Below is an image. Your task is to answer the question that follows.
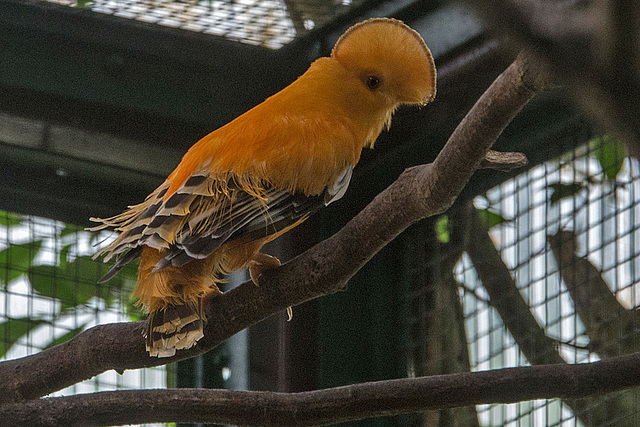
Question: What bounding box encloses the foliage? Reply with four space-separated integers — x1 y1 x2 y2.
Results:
435 215 450 243
436 207 507 245
0 212 22 227
547 182 585 205
0 212 140 357
477 208 508 229
0 241 42 284
591 135 626 181
547 135 627 205
0 317 47 359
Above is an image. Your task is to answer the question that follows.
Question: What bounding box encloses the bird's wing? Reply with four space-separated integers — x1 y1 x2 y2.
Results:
93 165 353 282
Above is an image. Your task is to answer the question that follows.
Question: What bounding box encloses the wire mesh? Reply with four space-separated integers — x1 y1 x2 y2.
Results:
405 135 640 426
0 210 168 426
44 0 366 49
2 143 638 426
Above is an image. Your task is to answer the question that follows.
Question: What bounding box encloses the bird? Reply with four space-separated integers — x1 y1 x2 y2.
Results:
90 17 436 357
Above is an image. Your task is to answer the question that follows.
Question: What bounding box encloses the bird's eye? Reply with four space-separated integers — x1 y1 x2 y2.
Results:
365 75 381 90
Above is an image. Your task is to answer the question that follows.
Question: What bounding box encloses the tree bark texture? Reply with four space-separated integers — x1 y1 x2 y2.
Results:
548 230 639 358
2 353 640 426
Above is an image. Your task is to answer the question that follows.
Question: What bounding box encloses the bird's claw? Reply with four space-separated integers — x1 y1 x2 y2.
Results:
249 253 282 286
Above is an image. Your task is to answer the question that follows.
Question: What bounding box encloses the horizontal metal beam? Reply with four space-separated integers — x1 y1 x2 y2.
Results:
0 0 294 146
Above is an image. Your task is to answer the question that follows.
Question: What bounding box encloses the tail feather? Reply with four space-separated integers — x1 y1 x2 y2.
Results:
145 299 204 357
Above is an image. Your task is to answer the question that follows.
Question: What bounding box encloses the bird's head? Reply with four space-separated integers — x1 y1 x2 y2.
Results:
331 18 436 107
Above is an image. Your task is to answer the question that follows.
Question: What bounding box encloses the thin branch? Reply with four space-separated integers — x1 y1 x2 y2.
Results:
0 50 547 406
548 337 590 352
3 353 640 426
480 150 528 171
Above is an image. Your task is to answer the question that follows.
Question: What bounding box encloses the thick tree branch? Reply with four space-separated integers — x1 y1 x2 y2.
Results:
0 50 547 406
426 236 480 426
3 352 640 426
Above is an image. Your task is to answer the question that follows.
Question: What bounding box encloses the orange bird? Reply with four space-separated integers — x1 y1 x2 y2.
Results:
91 18 436 357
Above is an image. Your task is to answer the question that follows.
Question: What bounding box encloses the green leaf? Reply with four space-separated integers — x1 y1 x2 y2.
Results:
548 182 585 204
60 224 80 238
30 266 69 306
0 317 47 358
76 0 91 7
124 296 145 321
59 244 72 268
0 212 22 227
478 209 508 229
592 135 626 180
435 215 450 243
29 255 114 309
44 324 87 349
0 241 43 285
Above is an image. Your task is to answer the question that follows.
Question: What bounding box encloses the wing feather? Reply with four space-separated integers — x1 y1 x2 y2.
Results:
93 166 352 281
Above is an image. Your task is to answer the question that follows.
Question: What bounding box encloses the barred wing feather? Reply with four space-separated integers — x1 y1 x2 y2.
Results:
91 166 352 282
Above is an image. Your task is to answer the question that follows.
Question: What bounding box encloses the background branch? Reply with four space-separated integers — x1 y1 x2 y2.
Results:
464 207 564 366
426 231 479 426
0 50 547 407
548 230 639 358
3 352 640 426
464 207 634 425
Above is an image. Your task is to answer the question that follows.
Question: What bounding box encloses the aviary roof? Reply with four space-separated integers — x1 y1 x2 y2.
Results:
45 0 366 49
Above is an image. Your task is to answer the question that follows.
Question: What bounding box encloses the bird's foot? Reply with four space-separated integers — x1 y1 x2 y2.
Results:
249 253 281 286
249 254 292 320
202 285 223 310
